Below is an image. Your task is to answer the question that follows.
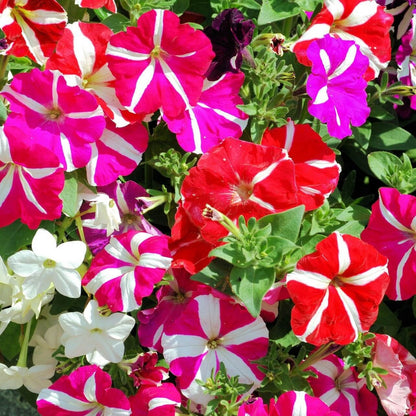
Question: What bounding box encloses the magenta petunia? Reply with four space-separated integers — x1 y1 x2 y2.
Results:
0 0 67 65
286 232 389 346
161 293 268 405
37 365 131 416
1 68 105 171
361 187 416 300
291 0 393 81
106 9 215 119
163 72 248 153
82 230 172 312
306 35 370 139
0 126 64 229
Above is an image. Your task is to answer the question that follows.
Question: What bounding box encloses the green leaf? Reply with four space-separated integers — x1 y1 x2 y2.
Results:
0 322 21 361
60 177 79 217
230 266 275 317
370 302 401 338
172 0 190 13
257 205 305 242
368 151 401 185
370 123 416 151
0 99 8 124
101 13 131 32
191 259 232 293
274 330 301 348
233 0 261 9
258 0 301 24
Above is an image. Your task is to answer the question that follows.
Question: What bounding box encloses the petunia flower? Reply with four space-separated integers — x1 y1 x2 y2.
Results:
261 120 340 210
367 334 416 416
306 354 378 416
286 231 390 346
204 8 254 81
0 0 67 65
306 35 370 139
82 230 172 312
127 351 169 387
37 365 131 415
291 0 394 80
1 68 105 171
31 323 63 367
58 299 136 366
361 187 416 300
106 9 215 119
7 228 87 299
74 0 116 12
161 293 268 405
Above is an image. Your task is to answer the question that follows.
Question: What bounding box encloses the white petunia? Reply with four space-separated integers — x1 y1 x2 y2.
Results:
7 228 86 299
59 299 135 367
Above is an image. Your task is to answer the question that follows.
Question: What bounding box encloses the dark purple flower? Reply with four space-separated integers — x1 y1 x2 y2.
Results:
204 8 254 80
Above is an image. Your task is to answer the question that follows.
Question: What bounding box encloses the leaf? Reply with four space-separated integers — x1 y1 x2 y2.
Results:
230 266 275 317
233 0 261 10
172 0 190 13
60 177 79 217
258 0 301 24
0 322 21 361
370 302 401 338
101 13 131 32
368 151 401 185
370 122 416 151
191 258 232 293
0 100 8 124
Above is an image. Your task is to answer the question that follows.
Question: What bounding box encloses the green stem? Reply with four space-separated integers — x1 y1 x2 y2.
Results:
17 318 34 368
297 342 342 371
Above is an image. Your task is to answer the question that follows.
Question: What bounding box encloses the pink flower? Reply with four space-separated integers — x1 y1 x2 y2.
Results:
291 0 394 80
237 397 268 416
163 72 248 153
286 232 390 346
361 187 416 300
1 68 105 171
128 351 169 388
37 365 131 415
0 126 64 229
106 9 214 119
367 334 416 416
0 0 67 65
306 35 370 139
261 120 340 210
82 230 172 312
161 293 269 405
306 354 378 416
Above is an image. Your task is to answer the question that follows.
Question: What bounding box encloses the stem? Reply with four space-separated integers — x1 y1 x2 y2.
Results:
17 318 34 368
297 342 342 371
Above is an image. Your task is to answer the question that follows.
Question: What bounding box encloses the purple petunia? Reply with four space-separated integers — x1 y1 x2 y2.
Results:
306 35 370 139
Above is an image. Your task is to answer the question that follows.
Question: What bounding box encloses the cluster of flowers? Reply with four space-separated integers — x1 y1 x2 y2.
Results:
0 0 415 415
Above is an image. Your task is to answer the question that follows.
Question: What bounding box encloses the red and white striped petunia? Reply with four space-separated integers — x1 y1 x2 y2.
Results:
82 230 172 312
1 68 105 172
291 0 394 80
37 365 131 416
74 0 116 12
261 120 340 211
361 187 416 300
161 293 269 405
286 232 390 346
0 125 64 229
106 9 215 119
0 0 67 65
163 72 248 153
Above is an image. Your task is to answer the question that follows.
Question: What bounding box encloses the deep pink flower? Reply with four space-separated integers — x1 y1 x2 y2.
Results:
261 120 340 210
163 72 248 153
37 365 131 415
0 0 67 65
1 68 105 171
161 293 268 405
106 9 215 119
306 354 378 416
361 187 416 300
82 230 172 312
306 35 370 139
128 351 168 388
367 334 416 416
291 0 394 80
0 125 64 229
286 232 389 346
237 397 268 416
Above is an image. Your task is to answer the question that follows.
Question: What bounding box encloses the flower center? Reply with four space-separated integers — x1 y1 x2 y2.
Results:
43 259 56 268
46 107 63 121
122 213 137 225
330 275 344 288
150 44 163 59
231 182 253 204
207 337 222 349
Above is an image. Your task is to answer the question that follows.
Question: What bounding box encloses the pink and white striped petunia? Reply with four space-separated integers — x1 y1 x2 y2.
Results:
291 0 394 80
261 120 340 210
0 0 67 65
1 68 105 172
161 293 269 405
306 354 378 416
163 72 248 153
361 187 416 300
286 232 390 346
106 9 215 119
0 125 64 229
269 391 342 416
85 118 148 186
82 230 172 312
306 35 370 139
46 21 138 127
37 365 131 416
